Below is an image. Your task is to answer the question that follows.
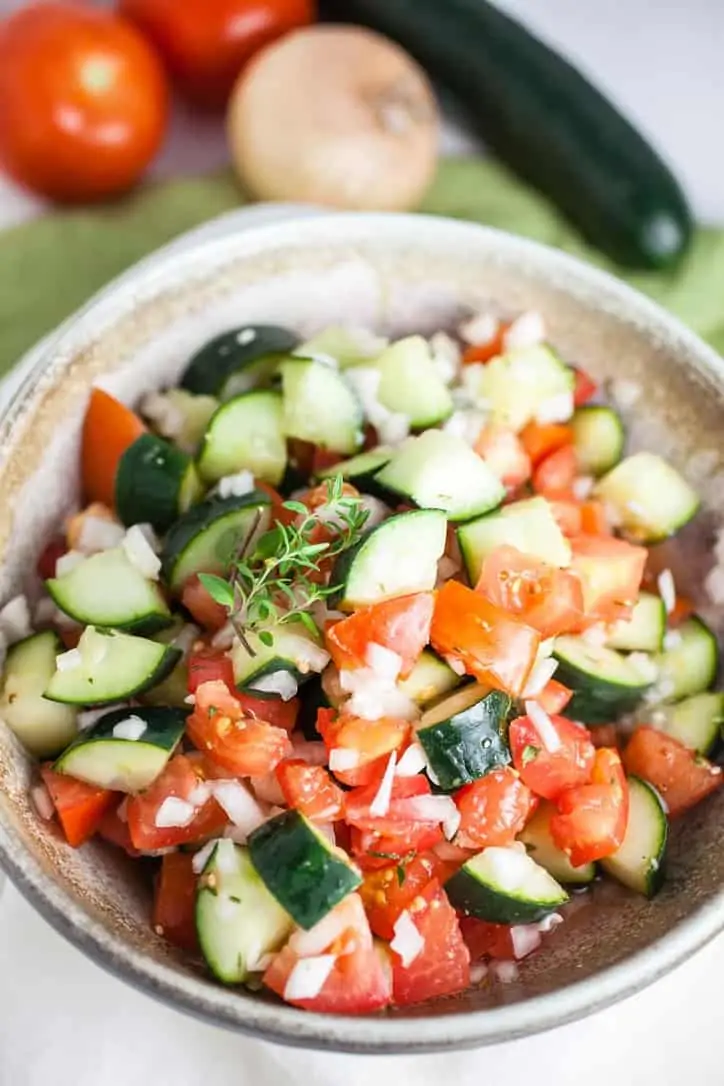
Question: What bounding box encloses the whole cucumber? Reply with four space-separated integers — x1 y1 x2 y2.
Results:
320 0 692 269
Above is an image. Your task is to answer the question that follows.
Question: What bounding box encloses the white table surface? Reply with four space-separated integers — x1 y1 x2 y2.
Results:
1 2 724 1084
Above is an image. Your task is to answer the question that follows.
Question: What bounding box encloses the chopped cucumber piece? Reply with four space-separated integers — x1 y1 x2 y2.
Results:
416 685 511 791
554 636 651 724
197 390 287 485
571 406 625 476
299 325 388 368
330 509 447 611
281 358 362 455
653 617 718 702
115 433 202 532
47 547 173 636
317 447 392 487
457 496 571 585
605 592 666 653
0 632 77 757
445 845 568 923
54 706 186 791
197 841 293 984
373 336 453 427
375 430 504 522
601 776 668 897
44 627 181 706
519 803 595 885
397 650 460 707
161 492 271 592
232 620 327 689
467 344 574 431
656 692 724 755
248 809 361 930
595 452 699 542
143 388 219 455
180 324 298 397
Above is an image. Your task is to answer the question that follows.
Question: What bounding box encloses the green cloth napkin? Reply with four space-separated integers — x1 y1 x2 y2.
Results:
1 156 724 377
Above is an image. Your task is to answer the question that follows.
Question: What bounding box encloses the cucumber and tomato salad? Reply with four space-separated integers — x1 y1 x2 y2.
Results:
9 310 720 1019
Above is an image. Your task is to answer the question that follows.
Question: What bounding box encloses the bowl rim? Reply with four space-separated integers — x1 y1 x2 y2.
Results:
1 209 723 1053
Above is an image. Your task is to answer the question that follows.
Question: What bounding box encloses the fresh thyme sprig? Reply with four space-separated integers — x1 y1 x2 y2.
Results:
199 474 368 655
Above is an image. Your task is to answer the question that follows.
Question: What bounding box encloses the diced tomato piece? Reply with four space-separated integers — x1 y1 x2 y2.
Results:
461 323 505 365
302 480 360 510
318 711 410 787
325 593 434 678
548 497 583 537
623 727 722 817
431 580 540 696
391 882 470 1006
572 366 598 406
453 767 533 850
570 535 647 624
126 753 229 852
181 574 229 631
478 545 584 640
186 680 292 777
36 536 66 580
187 648 234 692
276 759 344 822
534 678 573 715
474 426 531 490
351 823 444 867
550 747 628 865
264 894 392 1014
235 691 299 733
39 766 115 848
533 444 577 497
579 500 612 536
152 852 199 952
520 422 573 467
59 628 83 650
509 713 595 801
359 852 446 940
311 446 344 474
97 801 140 856
590 724 620 749
253 480 293 526
459 917 541 961
81 388 146 507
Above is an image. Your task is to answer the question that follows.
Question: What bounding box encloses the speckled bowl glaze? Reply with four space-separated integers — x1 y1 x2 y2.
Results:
1 212 723 1053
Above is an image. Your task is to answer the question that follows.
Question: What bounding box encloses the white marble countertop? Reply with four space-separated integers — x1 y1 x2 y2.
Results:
1 2 724 1083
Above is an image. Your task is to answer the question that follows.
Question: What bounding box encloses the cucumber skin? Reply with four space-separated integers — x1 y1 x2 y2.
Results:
445 869 565 924
417 690 512 791
180 325 299 396
115 433 198 533
319 0 692 269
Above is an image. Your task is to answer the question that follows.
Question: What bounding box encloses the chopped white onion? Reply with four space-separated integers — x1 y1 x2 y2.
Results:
140 390 185 439
284 954 337 1001
344 366 410 447
122 525 162 580
210 622 235 650
394 793 458 825
522 656 559 698
525 701 562 752
154 796 196 829
76 516 125 554
442 408 487 447
328 747 360 771
534 392 574 425
429 331 462 384
657 569 676 615
191 838 222 874
187 781 212 807
537 912 563 934
0 594 32 644
340 667 419 722
217 469 255 500
249 671 298 701
289 894 367 957
459 312 499 347
365 643 403 681
111 715 147 742
172 623 201 657
470 962 489 985
580 623 608 648
510 924 543 960
442 805 461 841
358 494 390 530
184 694 196 706
31 782 55 821
503 310 546 351
56 648 82 673
443 654 466 677
369 752 398 817
55 550 86 577
210 780 267 834
78 705 125 731
395 743 428 777
492 960 519 984
390 911 425 967
135 522 161 553
376 412 410 447
572 475 595 500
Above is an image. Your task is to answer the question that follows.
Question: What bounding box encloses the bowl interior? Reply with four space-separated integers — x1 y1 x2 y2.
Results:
0 213 723 1052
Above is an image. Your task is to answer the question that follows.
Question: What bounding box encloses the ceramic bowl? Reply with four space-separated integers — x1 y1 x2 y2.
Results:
0 212 723 1053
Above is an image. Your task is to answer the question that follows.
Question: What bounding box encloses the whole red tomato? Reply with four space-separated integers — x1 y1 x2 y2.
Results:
0 2 168 202
118 0 316 109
